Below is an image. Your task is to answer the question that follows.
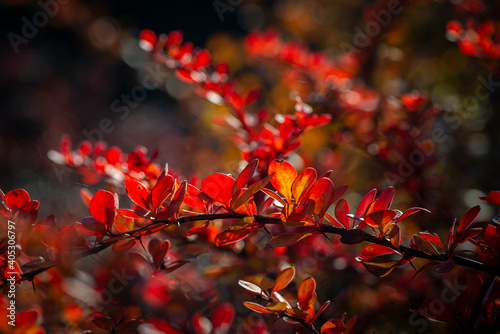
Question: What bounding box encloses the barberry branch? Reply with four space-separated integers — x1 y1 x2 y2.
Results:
8 211 498 293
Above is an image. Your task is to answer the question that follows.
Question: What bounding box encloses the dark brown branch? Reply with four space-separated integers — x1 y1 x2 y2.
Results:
7 212 499 292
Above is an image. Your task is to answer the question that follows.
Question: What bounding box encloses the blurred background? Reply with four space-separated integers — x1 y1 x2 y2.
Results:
1 0 500 333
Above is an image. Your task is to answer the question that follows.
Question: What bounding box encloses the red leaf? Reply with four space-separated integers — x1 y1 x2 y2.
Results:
372 187 395 212
364 210 397 232
332 185 348 203
176 68 194 83
480 191 500 206
184 184 206 211
92 313 114 331
139 29 157 51
125 179 150 211
194 49 211 69
80 188 93 208
186 221 209 236
413 234 442 257
245 88 260 106
149 239 171 269
211 303 235 331
335 199 350 228
291 168 317 204
33 225 60 251
307 178 335 217
411 299 456 324
155 182 187 220
356 189 377 217
201 173 235 207
451 228 482 247
361 244 396 257
112 239 136 252
231 173 273 211
261 188 286 206
78 217 107 236
90 190 116 229
23 200 39 211
418 232 445 251
4 189 30 209
232 159 258 195
215 229 252 246
284 200 314 225
457 205 480 232
42 214 57 229
395 207 430 223
311 301 331 324
150 175 175 210
115 209 146 219
105 146 122 165
269 160 298 203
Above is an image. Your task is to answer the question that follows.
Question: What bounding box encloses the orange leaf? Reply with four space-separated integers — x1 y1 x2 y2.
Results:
291 168 317 204
272 267 295 294
387 224 401 248
298 277 316 310
269 160 297 203
113 215 134 233
286 307 309 319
